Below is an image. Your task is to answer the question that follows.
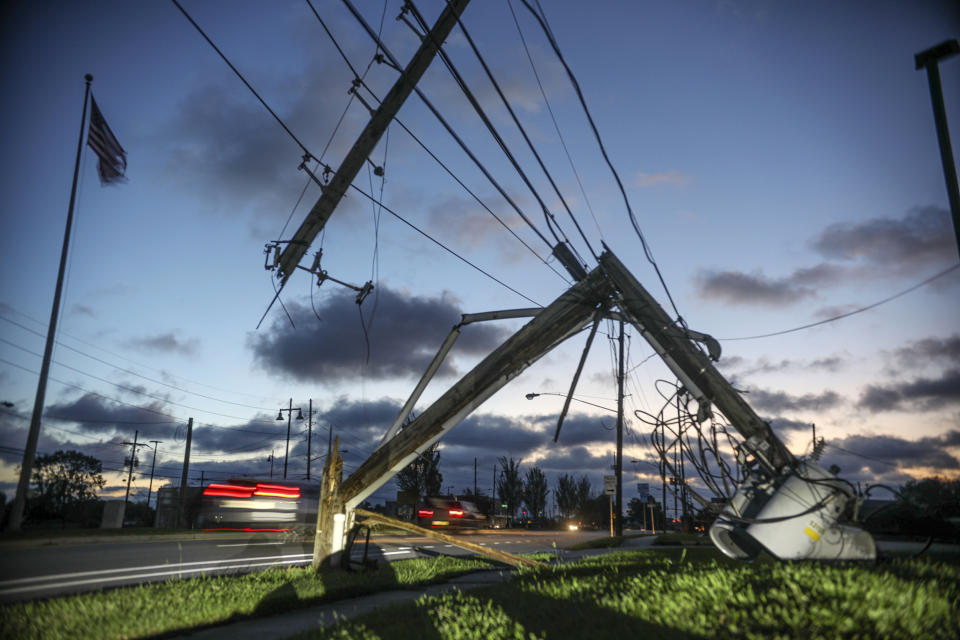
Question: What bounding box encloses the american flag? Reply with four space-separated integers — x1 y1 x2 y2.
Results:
86 96 127 185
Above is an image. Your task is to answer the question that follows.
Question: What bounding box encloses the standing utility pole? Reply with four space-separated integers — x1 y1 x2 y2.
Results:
145 440 162 520
178 417 193 528
122 430 149 522
277 399 303 480
916 40 960 259
615 319 625 537
306 399 314 481
8 74 93 531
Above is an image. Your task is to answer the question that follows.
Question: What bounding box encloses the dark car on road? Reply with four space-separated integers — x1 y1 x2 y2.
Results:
416 496 487 529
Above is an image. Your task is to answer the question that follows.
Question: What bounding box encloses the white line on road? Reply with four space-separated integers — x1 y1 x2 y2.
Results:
216 542 285 547
0 558 312 596
0 553 312 588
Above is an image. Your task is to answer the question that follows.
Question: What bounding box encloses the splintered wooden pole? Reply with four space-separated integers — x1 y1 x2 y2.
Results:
312 436 343 569
353 509 543 568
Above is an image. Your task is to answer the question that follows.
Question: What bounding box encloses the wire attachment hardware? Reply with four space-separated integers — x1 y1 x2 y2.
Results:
298 251 375 305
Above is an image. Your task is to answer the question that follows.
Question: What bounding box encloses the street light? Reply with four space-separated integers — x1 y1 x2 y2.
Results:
277 399 304 479
525 392 617 413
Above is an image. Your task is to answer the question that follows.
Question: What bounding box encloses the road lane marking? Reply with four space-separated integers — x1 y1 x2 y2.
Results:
0 558 312 596
216 542 285 547
0 553 312 588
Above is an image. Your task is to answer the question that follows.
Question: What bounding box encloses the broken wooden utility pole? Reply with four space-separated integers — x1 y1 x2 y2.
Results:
353 509 542 568
313 436 343 569
275 0 470 285
341 265 613 512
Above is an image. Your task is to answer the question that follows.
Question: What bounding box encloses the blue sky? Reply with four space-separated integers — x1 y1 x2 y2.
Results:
1 0 958 514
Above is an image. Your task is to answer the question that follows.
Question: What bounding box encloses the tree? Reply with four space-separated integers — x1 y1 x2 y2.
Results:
497 456 523 521
575 475 592 519
29 450 105 521
523 466 548 523
554 473 578 520
899 477 960 518
395 444 443 498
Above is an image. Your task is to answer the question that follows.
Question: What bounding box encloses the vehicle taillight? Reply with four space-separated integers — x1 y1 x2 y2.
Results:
448 509 463 518
253 483 300 498
203 483 255 498
418 509 434 518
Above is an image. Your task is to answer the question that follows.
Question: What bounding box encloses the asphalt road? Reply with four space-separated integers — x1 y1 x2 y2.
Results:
0 528 610 602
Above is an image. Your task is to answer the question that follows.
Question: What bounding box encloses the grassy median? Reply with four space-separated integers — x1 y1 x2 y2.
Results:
295 549 960 640
0 555 499 640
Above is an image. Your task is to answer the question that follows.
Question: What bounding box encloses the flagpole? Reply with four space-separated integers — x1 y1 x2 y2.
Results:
8 74 94 532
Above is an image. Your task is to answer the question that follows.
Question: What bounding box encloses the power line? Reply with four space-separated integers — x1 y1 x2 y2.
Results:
506 0 604 241
720 263 960 341
169 0 313 157
347 181 543 306
310 0 568 283
0 329 272 412
0 310 275 403
519 0 684 321
336 0 557 255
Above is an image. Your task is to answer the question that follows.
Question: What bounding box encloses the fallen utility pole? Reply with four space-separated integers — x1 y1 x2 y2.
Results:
353 508 542 568
341 265 613 511
275 0 470 285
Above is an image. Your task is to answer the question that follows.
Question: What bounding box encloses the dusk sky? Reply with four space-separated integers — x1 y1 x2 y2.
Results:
1 0 958 515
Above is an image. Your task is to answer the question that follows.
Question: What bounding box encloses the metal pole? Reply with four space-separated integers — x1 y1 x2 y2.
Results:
283 398 292 479
178 418 193 528
306 399 313 481
146 440 162 517
615 319 625 536
123 430 139 521
8 74 93 532
916 40 960 259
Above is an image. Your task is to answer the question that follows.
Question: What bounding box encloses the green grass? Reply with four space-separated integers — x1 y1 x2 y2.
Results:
294 549 960 640
0 555 499 640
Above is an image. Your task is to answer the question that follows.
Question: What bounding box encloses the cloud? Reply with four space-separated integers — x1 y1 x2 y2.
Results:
821 431 960 480
160 74 353 216
634 171 690 187
694 269 816 307
125 332 199 356
45 393 178 436
249 285 511 383
812 205 954 271
695 206 956 308
743 387 843 413
721 356 845 377
890 334 960 370
70 304 95 317
858 369 960 412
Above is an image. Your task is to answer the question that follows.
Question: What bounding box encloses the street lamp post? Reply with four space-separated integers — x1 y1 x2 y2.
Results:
277 399 303 480
525 392 617 414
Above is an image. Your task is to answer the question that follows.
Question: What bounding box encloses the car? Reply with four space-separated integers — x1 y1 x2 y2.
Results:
415 496 487 529
197 478 321 536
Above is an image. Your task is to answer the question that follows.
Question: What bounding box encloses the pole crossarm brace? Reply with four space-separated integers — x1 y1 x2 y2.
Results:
342 265 614 510
378 307 544 449
598 250 794 472
274 0 470 285
353 508 542 568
